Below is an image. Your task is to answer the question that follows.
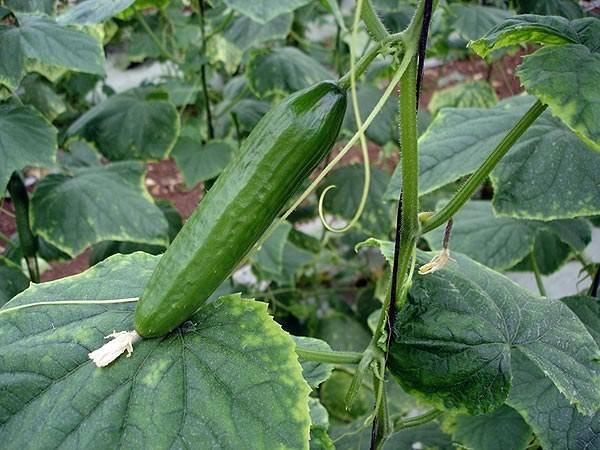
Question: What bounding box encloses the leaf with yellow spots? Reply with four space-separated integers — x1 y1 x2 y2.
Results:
0 252 311 449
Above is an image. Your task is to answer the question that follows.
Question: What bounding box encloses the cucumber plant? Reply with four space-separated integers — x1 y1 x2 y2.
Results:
0 0 599 449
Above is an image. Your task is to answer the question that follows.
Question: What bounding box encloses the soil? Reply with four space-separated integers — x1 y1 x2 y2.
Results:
0 51 525 282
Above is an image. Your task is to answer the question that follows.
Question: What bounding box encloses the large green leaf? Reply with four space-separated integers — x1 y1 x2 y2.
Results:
358 239 600 415
515 0 584 19
452 405 532 450
223 13 292 52
517 44 600 152
0 257 29 307
172 137 236 187
445 4 513 42
508 350 600 450
31 162 169 257
57 0 135 25
386 96 600 219
424 201 591 272
0 104 57 190
0 14 105 91
428 80 498 116
66 87 180 161
0 252 311 449
246 47 333 97
222 0 311 24
470 15 598 58
505 295 600 449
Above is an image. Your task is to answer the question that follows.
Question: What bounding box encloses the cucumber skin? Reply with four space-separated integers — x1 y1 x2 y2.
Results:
135 81 347 337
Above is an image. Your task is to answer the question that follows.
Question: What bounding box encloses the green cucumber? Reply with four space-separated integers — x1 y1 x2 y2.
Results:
135 81 347 337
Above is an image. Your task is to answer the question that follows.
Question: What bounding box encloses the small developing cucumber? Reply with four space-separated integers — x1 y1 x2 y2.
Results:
134 81 347 337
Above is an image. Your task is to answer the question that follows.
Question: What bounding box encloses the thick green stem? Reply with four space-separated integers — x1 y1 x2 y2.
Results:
361 0 389 42
295 346 363 364
421 100 547 234
531 253 547 297
393 409 441 431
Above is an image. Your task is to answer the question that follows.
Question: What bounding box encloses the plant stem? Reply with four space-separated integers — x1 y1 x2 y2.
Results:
420 100 548 234
295 346 363 364
0 229 11 245
197 0 214 140
135 10 176 62
361 0 389 42
530 253 547 297
392 409 442 431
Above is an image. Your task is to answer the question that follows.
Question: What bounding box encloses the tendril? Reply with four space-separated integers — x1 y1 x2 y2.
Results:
318 0 371 234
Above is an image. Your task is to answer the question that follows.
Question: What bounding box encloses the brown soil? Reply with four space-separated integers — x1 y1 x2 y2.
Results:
1 50 525 282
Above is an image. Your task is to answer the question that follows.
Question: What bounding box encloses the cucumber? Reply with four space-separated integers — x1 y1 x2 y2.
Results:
135 81 347 337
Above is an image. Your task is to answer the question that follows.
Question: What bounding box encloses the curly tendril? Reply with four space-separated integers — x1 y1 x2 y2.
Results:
318 0 371 234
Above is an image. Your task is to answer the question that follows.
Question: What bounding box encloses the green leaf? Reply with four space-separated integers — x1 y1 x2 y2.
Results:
172 137 236 187
515 0 584 19
19 77 66 121
424 201 591 272
0 257 28 307
424 200 540 271
223 13 292 52
505 295 600 448
222 0 311 24
469 15 597 58
0 14 105 91
319 165 391 237
389 250 600 415
452 405 532 450
66 87 180 161
58 140 102 168
246 47 334 97
88 199 182 265
508 350 600 450
563 295 600 343
156 77 200 106
0 253 311 449
294 336 334 389
4 0 55 14
252 222 293 279
57 0 135 25
517 44 600 152
316 312 371 353
0 103 57 190
428 80 498 116
309 397 334 450
320 370 372 421
512 220 591 275
31 162 169 257
385 96 600 219
445 4 513 42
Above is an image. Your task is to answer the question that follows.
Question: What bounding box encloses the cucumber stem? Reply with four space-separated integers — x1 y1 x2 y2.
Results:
420 100 548 234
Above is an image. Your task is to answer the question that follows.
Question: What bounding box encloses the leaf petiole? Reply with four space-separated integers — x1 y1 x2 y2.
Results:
420 100 548 235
